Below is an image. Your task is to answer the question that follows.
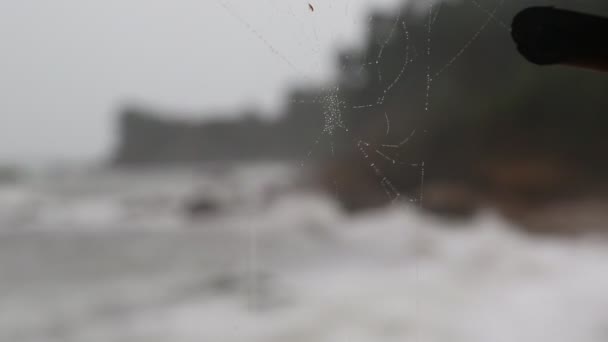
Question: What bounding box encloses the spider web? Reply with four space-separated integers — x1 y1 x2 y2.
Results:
227 0 508 206
215 0 513 310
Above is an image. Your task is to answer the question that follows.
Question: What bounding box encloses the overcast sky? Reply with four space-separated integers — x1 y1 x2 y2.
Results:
0 0 402 166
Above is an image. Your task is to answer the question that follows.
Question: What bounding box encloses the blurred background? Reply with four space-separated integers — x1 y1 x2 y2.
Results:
1 0 608 340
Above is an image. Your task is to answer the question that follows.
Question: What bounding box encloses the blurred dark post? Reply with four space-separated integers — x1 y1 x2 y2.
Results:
512 7 608 72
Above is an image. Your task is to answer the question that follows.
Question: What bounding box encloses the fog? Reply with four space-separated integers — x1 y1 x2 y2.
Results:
0 0 406 165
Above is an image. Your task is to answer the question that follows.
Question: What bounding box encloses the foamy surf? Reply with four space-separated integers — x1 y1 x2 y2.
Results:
0 164 607 341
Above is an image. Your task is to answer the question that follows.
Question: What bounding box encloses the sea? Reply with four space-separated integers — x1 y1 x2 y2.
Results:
0 162 607 342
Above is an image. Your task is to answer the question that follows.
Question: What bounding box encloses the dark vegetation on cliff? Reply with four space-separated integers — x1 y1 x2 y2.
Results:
114 100 325 163
113 0 608 230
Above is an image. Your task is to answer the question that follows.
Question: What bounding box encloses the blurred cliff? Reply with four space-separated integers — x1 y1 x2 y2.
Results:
112 0 608 232
114 97 326 164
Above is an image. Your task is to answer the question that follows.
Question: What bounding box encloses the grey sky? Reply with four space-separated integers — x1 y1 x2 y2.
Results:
0 0 401 165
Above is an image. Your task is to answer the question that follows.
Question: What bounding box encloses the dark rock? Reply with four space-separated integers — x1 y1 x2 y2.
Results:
184 197 222 217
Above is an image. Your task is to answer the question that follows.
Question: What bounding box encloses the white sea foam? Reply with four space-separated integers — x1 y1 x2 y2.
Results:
0 164 607 341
